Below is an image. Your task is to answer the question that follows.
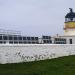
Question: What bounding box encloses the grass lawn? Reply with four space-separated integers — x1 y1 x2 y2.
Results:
0 55 75 75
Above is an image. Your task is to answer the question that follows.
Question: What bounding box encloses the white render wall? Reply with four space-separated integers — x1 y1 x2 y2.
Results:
0 44 75 64
64 29 75 36
59 36 75 44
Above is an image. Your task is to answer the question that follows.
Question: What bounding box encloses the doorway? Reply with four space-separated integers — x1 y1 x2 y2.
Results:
69 39 72 44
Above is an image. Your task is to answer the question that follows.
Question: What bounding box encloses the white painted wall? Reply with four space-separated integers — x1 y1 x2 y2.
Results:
59 36 75 44
0 44 75 64
64 29 75 36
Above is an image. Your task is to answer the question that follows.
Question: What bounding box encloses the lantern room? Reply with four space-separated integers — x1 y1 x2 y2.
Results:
65 8 75 22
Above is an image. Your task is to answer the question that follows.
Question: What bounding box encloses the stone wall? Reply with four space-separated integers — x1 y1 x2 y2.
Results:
0 44 75 64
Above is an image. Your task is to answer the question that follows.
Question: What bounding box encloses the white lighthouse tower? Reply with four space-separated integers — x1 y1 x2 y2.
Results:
64 8 75 36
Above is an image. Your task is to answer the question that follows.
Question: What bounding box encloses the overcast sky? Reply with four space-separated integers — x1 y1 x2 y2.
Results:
0 0 75 36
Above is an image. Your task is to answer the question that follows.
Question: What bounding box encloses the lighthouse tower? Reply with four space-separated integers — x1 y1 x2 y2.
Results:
64 8 75 36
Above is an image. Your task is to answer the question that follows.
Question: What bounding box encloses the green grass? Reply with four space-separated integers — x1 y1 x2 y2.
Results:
0 55 75 75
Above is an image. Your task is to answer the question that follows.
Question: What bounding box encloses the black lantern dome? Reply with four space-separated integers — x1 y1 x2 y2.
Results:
65 8 75 22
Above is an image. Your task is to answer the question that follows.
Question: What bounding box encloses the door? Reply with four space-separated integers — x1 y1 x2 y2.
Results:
69 39 72 44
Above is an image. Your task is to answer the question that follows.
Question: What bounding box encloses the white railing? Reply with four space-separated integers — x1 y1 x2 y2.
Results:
0 29 21 35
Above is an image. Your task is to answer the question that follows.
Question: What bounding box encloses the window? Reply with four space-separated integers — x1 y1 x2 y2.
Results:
35 37 38 40
9 41 13 44
56 42 59 44
9 36 13 40
32 42 35 44
0 41 2 43
43 40 46 43
23 41 27 44
49 40 52 43
3 41 6 44
14 41 18 44
47 40 49 43
55 38 58 41
31 37 34 40
3 36 8 40
28 41 31 44
19 41 23 44
42 36 51 39
0 36 2 40
14 37 18 40
18 37 22 40
27 37 30 40
42 36 46 39
23 37 26 40
46 36 49 39
34 41 38 44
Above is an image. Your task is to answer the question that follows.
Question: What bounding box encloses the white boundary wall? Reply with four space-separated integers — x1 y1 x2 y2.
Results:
0 44 75 64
